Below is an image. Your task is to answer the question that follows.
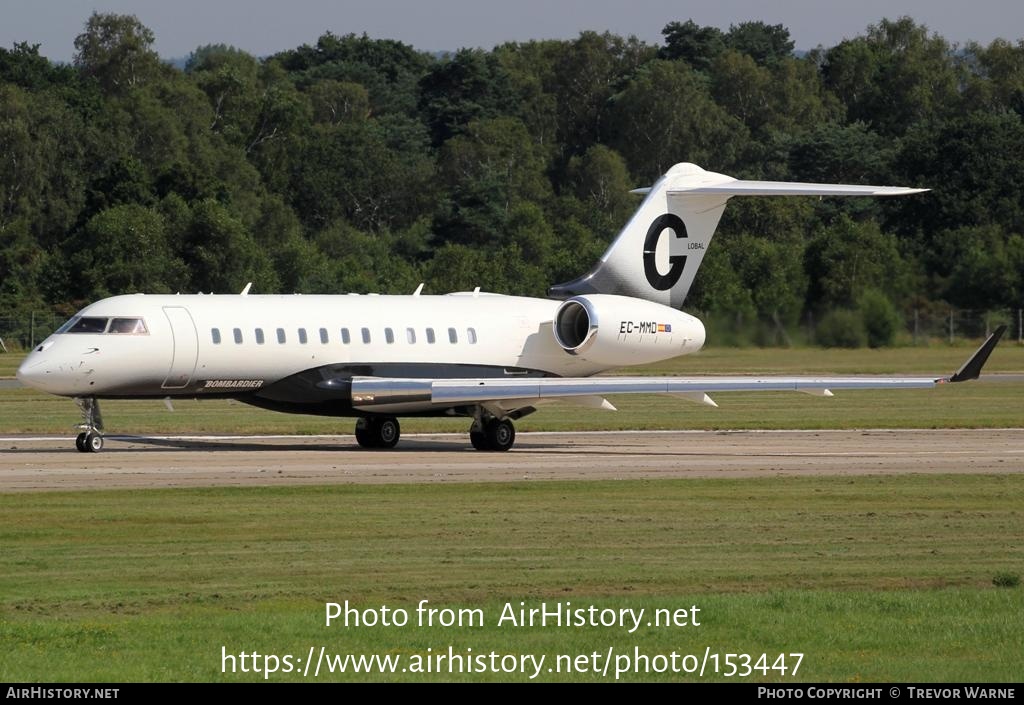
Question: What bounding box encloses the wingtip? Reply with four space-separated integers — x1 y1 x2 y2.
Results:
946 325 1007 383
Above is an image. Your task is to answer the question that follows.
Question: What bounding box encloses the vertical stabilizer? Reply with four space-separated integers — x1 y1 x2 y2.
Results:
548 162 926 309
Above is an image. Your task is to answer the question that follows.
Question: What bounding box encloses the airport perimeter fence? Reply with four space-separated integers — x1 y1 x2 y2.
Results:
0 307 1022 354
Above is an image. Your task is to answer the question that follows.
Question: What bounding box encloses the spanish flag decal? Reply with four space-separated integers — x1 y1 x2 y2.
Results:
657 324 672 333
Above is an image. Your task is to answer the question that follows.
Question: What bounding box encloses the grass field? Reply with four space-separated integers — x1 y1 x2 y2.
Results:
2 476 1022 682
2 345 1022 682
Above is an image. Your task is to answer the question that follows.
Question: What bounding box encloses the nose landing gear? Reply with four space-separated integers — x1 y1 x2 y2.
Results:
74 397 105 453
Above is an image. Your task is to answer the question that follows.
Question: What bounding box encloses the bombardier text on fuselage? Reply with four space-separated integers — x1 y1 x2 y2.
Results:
17 163 1004 453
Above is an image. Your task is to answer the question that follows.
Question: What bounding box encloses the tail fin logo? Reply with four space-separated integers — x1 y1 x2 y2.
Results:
642 214 688 290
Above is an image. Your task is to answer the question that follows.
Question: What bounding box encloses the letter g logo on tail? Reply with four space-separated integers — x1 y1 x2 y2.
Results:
643 214 688 290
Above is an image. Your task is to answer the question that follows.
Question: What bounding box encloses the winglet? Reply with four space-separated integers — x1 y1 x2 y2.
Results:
944 325 1006 383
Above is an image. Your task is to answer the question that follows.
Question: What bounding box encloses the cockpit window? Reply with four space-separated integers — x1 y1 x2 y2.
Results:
67 317 109 334
59 316 148 334
108 317 148 334
55 317 81 334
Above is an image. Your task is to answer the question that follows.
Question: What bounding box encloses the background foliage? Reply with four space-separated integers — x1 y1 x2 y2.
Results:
2 14 1023 342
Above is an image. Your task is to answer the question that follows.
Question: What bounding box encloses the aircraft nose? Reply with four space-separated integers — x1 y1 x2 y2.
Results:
16 355 47 390
16 348 70 394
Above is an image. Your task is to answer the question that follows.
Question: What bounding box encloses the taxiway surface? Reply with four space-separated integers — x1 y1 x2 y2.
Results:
1 429 1022 492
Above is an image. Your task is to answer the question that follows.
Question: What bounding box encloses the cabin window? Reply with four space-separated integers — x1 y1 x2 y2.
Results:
298 328 308 344
361 327 371 344
467 327 478 344
448 327 458 344
341 328 351 344
276 328 286 344
319 328 329 344
385 328 395 344
255 328 265 345
426 327 436 344
406 328 416 344
67 317 108 334
109 318 148 335
233 328 243 344
211 328 222 344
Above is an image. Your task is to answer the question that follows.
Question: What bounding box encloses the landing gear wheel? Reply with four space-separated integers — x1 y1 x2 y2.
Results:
376 417 400 449
85 432 103 453
354 417 401 449
484 419 515 452
470 430 488 451
74 398 105 453
355 418 376 448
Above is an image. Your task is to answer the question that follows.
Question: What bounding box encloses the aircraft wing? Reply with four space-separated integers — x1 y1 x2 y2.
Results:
427 375 932 407
347 327 1005 411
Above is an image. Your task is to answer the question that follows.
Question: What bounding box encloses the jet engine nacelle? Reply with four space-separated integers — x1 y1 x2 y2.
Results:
551 294 705 367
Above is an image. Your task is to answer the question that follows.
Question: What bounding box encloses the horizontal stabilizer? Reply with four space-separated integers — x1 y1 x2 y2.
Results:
667 181 928 197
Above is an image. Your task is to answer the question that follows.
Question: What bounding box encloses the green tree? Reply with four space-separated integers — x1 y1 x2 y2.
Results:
894 112 1024 266
274 32 431 118
659 20 725 71
182 199 277 293
435 117 552 247
68 204 186 298
291 118 434 232
725 21 794 66
822 17 964 135
548 32 657 158
609 59 747 179
73 12 163 94
858 289 901 347
945 226 1024 310
967 38 1024 114
307 80 369 125
186 44 262 143
564 144 636 237
418 48 516 145
804 216 913 309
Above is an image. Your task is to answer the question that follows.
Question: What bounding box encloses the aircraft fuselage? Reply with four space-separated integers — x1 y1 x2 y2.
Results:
17 292 706 417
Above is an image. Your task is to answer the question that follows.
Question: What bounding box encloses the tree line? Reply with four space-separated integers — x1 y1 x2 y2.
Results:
2 13 1023 345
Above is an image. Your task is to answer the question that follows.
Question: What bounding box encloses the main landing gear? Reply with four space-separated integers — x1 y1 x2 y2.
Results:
74 397 105 453
353 413 517 451
355 416 401 449
469 417 516 452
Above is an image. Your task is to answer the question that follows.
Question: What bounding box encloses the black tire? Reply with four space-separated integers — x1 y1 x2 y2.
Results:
75 432 88 453
484 419 515 452
355 417 400 449
354 418 377 448
376 417 400 449
470 429 488 451
85 432 103 453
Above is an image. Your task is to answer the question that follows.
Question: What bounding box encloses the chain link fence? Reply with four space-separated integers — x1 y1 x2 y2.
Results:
0 313 67 353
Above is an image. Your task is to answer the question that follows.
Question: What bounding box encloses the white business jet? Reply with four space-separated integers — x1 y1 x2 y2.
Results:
17 163 1004 453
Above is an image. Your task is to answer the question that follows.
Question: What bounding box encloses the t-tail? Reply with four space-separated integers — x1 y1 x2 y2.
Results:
548 162 928 309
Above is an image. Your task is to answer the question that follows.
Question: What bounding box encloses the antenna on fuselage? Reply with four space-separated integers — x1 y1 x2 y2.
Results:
240 282 253 296
413 283 424 296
